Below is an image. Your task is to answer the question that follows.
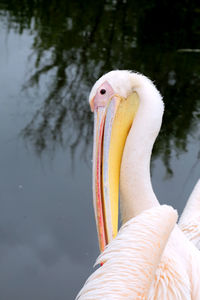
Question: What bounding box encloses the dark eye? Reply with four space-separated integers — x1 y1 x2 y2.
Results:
100 89 106 95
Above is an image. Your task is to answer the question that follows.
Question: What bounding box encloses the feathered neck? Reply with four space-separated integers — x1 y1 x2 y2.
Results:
119 72 164 223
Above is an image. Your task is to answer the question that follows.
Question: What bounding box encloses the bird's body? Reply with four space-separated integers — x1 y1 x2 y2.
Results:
149 226 200 299
77 71 200 299
76 205 178 299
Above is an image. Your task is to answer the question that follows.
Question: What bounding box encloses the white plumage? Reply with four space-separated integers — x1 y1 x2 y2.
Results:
77 71 200 299
179 179 200 250
76 205 178 299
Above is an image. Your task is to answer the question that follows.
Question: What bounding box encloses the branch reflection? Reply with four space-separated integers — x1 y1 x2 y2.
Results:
0 0 200 173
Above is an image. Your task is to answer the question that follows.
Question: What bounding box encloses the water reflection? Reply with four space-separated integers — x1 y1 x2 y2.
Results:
0 0 200 173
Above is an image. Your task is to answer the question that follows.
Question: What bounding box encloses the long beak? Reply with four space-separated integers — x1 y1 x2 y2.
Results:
92 92 139 252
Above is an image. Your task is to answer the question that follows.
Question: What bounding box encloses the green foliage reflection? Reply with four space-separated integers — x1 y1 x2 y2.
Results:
0 0 200 173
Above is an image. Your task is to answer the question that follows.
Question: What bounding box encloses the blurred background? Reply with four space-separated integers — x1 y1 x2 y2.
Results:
0 0 200 298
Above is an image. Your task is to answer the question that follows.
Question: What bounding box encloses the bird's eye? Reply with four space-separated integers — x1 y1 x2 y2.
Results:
100 89 106 95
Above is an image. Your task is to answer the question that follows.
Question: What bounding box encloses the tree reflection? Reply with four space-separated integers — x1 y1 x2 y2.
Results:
0 0 200 172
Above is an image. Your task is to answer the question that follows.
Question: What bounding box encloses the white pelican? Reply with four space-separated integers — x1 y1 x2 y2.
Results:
77 71 200 299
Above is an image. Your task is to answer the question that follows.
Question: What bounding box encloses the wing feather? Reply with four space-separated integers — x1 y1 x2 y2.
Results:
76 205 177 300
179 179 200 250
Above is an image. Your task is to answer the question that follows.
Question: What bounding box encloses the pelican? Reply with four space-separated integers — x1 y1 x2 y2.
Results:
77 71 200 299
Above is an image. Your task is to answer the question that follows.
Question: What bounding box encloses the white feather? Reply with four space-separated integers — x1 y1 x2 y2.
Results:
179 179 200 250
76 205 177 300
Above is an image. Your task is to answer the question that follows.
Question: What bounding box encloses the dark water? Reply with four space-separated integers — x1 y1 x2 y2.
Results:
0 0 200 299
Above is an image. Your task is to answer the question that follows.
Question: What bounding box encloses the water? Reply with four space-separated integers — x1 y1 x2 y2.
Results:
0 1 200 299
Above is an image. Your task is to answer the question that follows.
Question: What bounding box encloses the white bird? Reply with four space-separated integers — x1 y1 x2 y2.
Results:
77 71 200 299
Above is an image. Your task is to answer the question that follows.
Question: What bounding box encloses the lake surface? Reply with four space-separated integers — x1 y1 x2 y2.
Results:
0 1 200 299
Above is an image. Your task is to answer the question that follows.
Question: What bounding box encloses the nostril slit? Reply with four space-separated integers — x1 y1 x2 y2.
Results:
100 89 106 95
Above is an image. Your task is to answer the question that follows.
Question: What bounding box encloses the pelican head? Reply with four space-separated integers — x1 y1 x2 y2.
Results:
90 70 164 252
